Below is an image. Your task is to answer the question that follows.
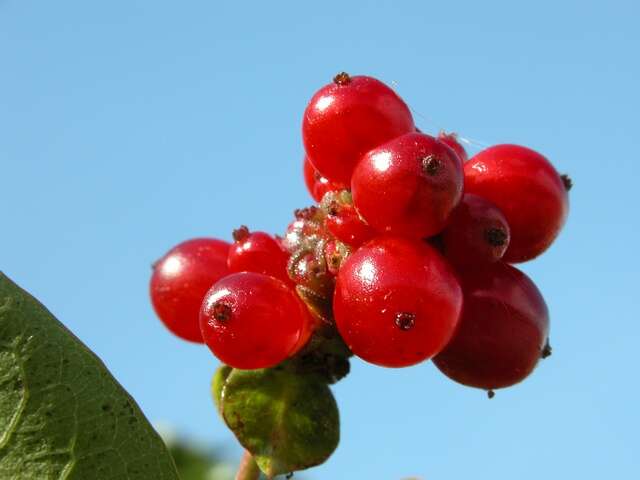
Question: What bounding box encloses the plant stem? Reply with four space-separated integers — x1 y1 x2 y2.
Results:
235 450 260 480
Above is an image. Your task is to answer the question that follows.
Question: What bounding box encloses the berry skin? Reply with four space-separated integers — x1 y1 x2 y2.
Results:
433 262 549 390
228 226 290 283
200 272 313 369
437 131 468 162
464 144 569 263
303 73 414 184
441 193 511 268
333 236 463 367
303 156 344 202
351 132 464 238
150 238 230 343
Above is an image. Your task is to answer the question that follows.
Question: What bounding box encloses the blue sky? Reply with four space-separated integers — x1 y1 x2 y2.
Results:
1 1 639 478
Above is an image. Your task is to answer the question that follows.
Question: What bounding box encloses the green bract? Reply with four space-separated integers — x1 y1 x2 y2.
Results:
220 368 339 479
0 273 179 479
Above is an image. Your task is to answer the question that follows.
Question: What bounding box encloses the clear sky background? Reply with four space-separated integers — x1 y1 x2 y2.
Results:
1 1 639 478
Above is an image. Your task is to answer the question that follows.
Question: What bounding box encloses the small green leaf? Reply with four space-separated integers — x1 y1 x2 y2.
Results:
211 364 232 415
221 368 339 478
0 272 180 479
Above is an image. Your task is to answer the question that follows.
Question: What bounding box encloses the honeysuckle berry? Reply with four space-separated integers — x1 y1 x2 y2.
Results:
200 272 313 369
433 262 549 390
351 132 464 238
303 156 345 202
150 238 230 343
303 73 415 184
441 193 511 268
228 226 290 283
464 144 569 263
333 236 463 368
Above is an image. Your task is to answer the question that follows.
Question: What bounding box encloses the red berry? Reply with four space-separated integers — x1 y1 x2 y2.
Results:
433 262 549 390
351 132 464 238
322 191 375 247
437 131 468 163
228 226 290 283
441 193 510 268
200 272 313 369
150 238 230 343
303 73 414 184
465 144 569 262
333 236 462 367
303 156 344 202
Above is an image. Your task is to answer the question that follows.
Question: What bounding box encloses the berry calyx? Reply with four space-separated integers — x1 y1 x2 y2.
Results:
303 74 415 184
200 272 313 369
464 144 569 263
150 238 230 343
433 262 549 390
333 236 463 367
351 132 464 238
441 193 511 268
228 226 290 283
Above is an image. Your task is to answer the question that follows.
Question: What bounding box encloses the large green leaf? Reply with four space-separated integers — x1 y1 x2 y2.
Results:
221 369 339 479
0 272 180 479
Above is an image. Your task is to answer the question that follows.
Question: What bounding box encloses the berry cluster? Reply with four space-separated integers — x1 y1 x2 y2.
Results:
150 73 570 399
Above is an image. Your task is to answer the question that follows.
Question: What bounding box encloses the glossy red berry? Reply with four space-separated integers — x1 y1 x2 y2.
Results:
351 132 464 238
433 262 549 390
441 193 510 268
150 238 230 343
228 226 290 283
333 236 462 367
322 191 375 247
200 272 313 369
465 144 569 263
437 131 468 162
303 73 414 184
303 156 344 202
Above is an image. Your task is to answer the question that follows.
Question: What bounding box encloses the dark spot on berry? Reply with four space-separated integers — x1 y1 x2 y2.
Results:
212 302 232 323
541 339 552 359
395 312 416 331
561 174 573 191
328 201 340 216
421 155 441 176
232 225 250 242
333 72 351 85
485 227 508 247
487 390 495 399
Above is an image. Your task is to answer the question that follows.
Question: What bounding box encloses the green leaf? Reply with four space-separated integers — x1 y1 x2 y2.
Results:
211 364 232 415
221 369 339 479
0 272 180 479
